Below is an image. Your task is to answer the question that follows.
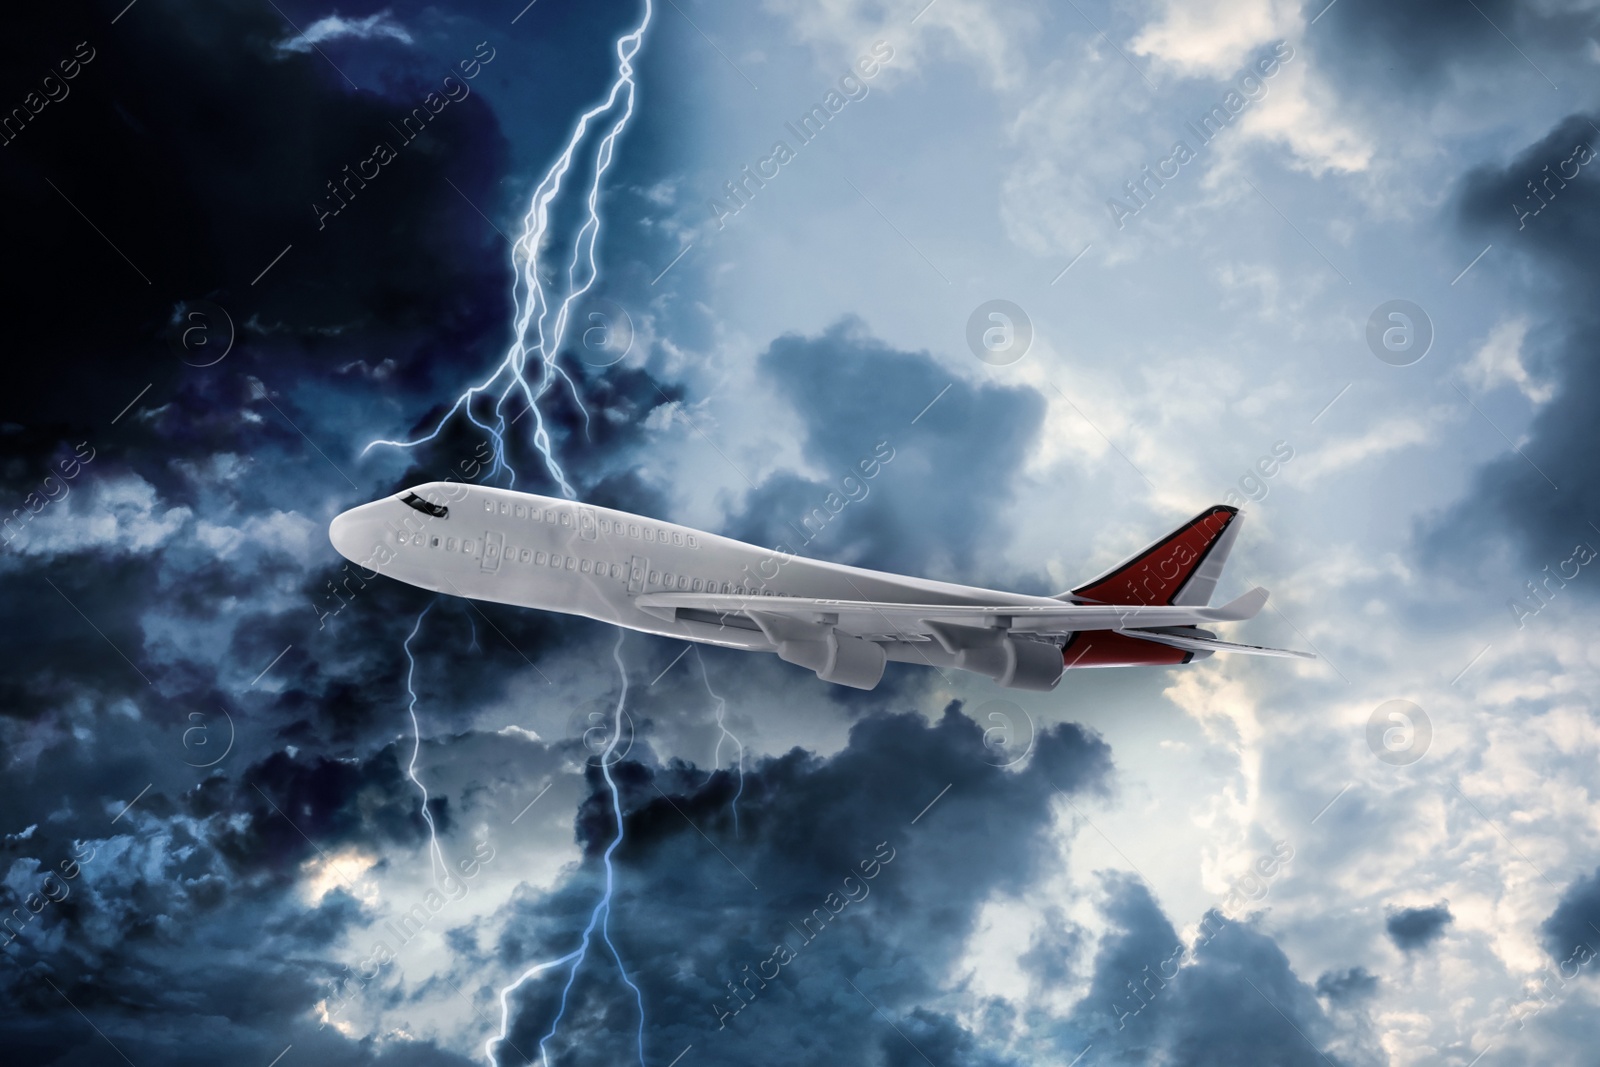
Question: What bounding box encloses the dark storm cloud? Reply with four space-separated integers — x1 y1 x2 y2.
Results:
206 746 440 879
1540 867 1600 968
0 0 510 430
1018 905 1086 988
1316 966 1379 1003
1154 917 1370 1066
1071 872 1182 1063
1313 0 1596 90
0 0 692 1061
481 704 1111 1067
0 725 543 1067
0 0 719 863
1064 879 1377 1067
1385 902 1453 952
1424 112 1600 574
727 317 1046 585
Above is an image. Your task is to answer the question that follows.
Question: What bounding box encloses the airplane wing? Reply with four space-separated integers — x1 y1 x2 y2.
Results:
633 586 1272 638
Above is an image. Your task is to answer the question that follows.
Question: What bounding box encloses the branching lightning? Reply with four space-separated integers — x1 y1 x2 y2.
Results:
487 632 646 1067
698 648 743 836
403 600 451 889
364 6 654 1061
361 0 655 500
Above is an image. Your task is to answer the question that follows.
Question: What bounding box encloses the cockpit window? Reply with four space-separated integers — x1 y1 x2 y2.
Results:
401 492 448 518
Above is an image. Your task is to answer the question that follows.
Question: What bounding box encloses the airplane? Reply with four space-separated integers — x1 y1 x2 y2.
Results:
328 482 1312 691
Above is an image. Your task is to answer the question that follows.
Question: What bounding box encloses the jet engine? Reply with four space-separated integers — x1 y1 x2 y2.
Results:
925 621 1064 691
774 628 887 690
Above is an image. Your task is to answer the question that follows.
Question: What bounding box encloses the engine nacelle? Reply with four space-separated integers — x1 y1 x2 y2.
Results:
925 621 1064 691
776 629 887 690
996 638 1065 691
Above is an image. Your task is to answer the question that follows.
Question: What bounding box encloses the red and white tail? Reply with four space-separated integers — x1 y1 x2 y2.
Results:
1057 506 1312 669
1064 504 1242 607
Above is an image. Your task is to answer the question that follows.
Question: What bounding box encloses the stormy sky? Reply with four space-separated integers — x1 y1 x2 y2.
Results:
3 0 1599 1065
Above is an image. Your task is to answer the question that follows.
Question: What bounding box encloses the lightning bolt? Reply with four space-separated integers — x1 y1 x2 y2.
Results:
697 648 743 836
403 600 451 889
350 3 656 1058
362 0 655 499
487 632 646 1067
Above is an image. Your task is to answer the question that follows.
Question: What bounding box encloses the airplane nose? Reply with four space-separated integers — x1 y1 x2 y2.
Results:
329 503 385 567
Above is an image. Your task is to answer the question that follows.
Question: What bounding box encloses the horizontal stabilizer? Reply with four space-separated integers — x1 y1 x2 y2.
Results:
1116 628 1316 660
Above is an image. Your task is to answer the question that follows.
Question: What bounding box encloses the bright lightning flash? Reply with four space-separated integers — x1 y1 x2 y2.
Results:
698 648 744 836
367 2 658 1061
487 632 647 1067
402 601 453 890
361 0 654 500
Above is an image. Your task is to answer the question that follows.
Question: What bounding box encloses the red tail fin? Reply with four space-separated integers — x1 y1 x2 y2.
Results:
1068 505 1241 607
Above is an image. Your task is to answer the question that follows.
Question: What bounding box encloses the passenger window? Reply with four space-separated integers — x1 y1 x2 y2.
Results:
581 560 591 574
672 533 682 546
500 503 509 515
629 524 639 538
676 575 687 589
432 537 441 548
521 548 531 563
564 557 575 570
649 571 658 583
515 505 525 518
549 555 560 568
692 579 703 591
644 529 654 542
535 551 546 565
560 514 570 526
446 537 457 551
658 529 668 542
484 499 494 512
544 509 554 523
687 536 697 548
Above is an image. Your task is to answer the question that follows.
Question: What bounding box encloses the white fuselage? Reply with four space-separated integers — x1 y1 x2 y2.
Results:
328 481 1055 665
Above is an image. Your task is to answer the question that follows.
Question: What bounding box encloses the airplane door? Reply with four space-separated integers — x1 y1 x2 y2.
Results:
627 555 647 594
481 530 503 572
578 507 597 541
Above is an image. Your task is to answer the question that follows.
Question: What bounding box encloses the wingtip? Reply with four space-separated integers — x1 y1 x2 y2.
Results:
1222 585 1270 618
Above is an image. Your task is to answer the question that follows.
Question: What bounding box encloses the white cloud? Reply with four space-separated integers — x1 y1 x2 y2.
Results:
763 0 1030 90
1129 0 1300 77
998 44 1164 259
193 509 321 560
1232 58 1374 175
1294 409 1448 482
277 11 413 55
1130 0 1373 176
3 475 190 560
1465 317 1553 404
